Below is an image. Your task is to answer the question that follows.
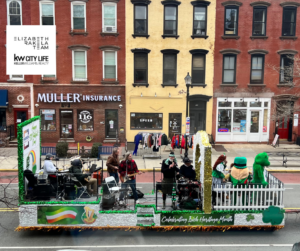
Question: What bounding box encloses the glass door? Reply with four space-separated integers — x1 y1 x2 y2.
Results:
169 113 181 139
248 110 261 142
60 110 74 138
105 110 118 138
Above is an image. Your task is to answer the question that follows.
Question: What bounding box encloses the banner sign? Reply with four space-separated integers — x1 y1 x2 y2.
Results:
23 119 40 174
6 26 56 75
160 213 234 226
186 117 190 135
38 206 97 225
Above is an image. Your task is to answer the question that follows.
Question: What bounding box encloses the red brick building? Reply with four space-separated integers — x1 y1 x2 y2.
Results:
1 0 126 144
213 0 300 143
0 0 33 142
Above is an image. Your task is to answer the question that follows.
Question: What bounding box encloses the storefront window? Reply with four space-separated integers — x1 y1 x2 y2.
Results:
0 109 6 131
77 110 93 131
234 102 247 107
219 102 232 107
264 102 268 107
40 109 56 131
218 109 231 132
60 110 73 138
263 109 268 132
131 113 163 130
250 101 262 107
233 109 247 132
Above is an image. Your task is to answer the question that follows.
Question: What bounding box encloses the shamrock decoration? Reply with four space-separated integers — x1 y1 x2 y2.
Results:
262 206 284 225
246 214 255 222
225 214 231 219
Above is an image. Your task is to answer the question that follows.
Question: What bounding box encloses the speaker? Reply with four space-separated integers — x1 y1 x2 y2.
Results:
33 184 53 200
102 194 115 209
65 181 76 200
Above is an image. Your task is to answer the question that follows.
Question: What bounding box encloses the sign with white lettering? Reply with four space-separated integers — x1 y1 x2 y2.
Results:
37 93 122 103
79 110 92 123
160 213 234 226
6 26 56 75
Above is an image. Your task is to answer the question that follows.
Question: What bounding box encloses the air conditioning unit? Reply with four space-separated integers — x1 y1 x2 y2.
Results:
105 26 114 32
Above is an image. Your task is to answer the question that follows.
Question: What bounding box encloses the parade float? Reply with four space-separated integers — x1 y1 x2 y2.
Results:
17 116 285 231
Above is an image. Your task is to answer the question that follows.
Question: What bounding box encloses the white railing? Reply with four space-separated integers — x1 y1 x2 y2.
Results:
213 170 285 211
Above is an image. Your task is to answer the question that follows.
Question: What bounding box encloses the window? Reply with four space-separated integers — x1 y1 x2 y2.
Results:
0 109 6 131
134 5 147 35
164 6 177 35
250 101 262 107
233 110 247 132
40 2 54 25
193 6 206 36
134 53 148 84
224 6 238 35
218 109 231 132
78 110 93 131
263 109 268 132
73 51 87 81
130 113 163 130
71 2 85 30
40 109 56 131
253 7 267 36
250 55 264 83
103 51 117 79
163 54 177 85
282 7 297 36
9 75 24 80
60 110 73 138
7 0 22 25
280 55 294 83
192 54 205 84
43 74 56 80
103 3 117 33
222 55 236 83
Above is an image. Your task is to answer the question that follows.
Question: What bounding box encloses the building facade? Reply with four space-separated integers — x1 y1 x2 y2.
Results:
3 0 126 144
213 0 300 143
0 0 34 142
125 0 216 142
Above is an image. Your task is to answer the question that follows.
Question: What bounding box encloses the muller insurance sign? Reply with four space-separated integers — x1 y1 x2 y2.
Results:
6 25 56 75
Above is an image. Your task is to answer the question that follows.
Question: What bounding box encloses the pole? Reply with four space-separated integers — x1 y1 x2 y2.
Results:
184 85 190 158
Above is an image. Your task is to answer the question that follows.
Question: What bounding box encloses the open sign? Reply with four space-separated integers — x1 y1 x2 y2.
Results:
218 128 229 132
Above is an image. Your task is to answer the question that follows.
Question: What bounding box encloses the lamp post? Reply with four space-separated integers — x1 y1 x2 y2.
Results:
184 72 191 158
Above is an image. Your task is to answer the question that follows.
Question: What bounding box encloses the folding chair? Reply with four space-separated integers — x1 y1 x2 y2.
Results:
71 177 91 200
104 176 120 195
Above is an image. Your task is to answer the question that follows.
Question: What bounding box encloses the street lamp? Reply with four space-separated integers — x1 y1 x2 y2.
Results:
184 72 191 158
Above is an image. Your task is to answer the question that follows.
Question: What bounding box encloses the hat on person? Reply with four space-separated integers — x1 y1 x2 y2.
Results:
183 157 192 163
169 151 175 157
233 157 247 169
45 153 53 160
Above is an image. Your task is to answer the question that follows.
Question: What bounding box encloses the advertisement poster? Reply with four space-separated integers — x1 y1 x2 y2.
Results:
160 213 234 226
23 119 40 174
232 122 240 132
240 120 246 132
45 114 53 120
38 206 97 225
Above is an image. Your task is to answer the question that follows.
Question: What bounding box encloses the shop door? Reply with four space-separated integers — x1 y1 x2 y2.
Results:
14 109 28 136
277 117 289 139
169 113 182 139
248 110 261 142
60 110 74 138
189 101 206 135
105 110 118 138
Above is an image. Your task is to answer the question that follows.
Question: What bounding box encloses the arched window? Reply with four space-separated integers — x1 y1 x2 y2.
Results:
8 1 21 25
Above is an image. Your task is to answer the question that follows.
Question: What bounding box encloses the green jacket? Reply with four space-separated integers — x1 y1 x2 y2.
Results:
69 165 89 184
230 174 251 186
212 170 225 179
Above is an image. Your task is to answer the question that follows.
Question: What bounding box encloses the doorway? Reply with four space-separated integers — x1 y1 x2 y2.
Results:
169 113 182 139
105 110 118 138
248 110 261 142
60 110 74 138
189 100 206 135
14 108 28 136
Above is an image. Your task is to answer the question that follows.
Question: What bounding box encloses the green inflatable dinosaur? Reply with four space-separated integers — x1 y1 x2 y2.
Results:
251 152 270 186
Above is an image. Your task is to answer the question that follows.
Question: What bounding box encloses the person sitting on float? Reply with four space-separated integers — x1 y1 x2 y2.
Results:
212 154 228 205
43 153 58 189
179 157 196 181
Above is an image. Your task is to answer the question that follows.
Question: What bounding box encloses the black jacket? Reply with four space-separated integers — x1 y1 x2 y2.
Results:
161 159 179 179
69 165 89 184
180 164 196 181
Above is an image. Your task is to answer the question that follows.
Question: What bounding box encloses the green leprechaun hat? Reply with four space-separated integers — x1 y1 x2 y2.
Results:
233 157 247 169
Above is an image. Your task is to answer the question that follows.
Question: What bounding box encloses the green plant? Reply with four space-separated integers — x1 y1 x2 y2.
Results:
91 142 102 158
56 142 69 158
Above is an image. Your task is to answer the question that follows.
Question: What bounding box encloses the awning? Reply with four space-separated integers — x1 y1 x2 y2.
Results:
0 90 8 107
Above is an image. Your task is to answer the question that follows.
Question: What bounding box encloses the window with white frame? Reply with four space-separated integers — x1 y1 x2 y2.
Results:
71 2 86 30
9 75 24 80
40 1 55 25
103 51 117 79
7 0 22 25
73 51 87 81
102 3 117 33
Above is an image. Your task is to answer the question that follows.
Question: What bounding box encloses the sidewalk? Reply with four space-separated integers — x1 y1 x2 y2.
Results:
1 143 300 172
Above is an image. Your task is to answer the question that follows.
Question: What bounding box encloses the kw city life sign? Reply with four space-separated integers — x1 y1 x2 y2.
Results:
37 93 122 103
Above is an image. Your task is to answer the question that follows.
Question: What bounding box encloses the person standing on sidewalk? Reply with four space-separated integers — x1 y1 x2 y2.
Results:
106 148 120 184
161 152 179 209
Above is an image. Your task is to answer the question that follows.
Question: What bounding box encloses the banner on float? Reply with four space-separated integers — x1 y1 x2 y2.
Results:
23 119 40 174
38 206 98 225
160 213 234 226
